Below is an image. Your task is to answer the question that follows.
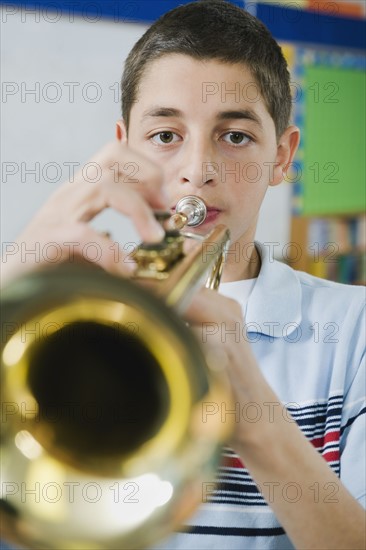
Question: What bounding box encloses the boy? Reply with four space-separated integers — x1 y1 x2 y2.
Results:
1 1 365 549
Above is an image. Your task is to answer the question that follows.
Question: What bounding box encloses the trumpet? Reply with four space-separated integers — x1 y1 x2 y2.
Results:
0 196 233 550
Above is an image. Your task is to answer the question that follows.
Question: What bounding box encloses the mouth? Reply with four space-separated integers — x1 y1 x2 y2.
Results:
200 207 222 225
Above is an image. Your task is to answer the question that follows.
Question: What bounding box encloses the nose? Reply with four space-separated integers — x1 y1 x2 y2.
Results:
178 139 218 188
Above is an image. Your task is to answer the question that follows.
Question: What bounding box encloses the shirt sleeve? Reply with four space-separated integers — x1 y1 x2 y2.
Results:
339 303 366 507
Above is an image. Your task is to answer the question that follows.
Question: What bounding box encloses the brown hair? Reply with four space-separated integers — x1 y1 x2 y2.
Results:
121 0 292 138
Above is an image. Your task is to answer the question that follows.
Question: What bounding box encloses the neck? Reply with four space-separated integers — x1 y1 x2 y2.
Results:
221 240 261 283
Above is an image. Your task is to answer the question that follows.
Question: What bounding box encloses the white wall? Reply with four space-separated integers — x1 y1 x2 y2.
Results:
1 8 291 252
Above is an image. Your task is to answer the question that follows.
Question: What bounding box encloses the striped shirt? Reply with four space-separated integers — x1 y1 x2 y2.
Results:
152 241 366 550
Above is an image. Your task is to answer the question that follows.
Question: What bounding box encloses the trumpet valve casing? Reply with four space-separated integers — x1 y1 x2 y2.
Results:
134 231 185 278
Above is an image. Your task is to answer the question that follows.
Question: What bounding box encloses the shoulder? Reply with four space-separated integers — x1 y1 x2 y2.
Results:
295 268 364 295
294 268 365 318
251 242 365 341
292 270 365 382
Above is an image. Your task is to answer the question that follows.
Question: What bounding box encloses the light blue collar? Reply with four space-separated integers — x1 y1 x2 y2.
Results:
245 242 302 337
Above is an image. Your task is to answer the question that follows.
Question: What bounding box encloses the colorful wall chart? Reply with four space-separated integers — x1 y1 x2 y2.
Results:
287 47 365 215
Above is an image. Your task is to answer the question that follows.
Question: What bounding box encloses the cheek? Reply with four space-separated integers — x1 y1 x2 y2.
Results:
232 168 269 203
240 149 277 184
224 144 277 186
225 179 268 233
239 162 266 186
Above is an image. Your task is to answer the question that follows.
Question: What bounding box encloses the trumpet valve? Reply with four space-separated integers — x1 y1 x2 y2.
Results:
134 231 185 278
166 213 188 231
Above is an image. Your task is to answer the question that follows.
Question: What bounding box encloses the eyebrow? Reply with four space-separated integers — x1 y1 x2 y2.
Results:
141 107 263 128
217 109 263 129
142 107 182 119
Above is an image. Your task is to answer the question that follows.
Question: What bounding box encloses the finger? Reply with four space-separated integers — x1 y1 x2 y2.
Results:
41 144 167 242
184 288 243 324
15 223 136 278
191 326 230 372
103 183 166 242
56 223 137 277
66 181 166 243
93 141 169 209
38 178 165 244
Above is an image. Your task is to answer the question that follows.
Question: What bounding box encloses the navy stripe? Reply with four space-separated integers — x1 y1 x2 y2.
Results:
210 495 266 503
256 2 366 50
341 406 366 434
1 1 365 49
287 398 343 439
289 406 341 415
178 525 286 536
214 483 262 495
0 0 244 23
294 410 342 422
211 396 344 508
287 404 327 412
288 404 343 417
1 0 189 23
210 498 266 505
208 498 268 506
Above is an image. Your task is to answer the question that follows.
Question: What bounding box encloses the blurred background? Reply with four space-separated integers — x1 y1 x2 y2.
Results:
1 0 365 284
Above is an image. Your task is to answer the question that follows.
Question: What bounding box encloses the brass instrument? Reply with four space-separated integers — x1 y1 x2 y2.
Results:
0 196 232 550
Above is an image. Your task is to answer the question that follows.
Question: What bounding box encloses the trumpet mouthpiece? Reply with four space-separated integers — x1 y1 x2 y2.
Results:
175 196 207 227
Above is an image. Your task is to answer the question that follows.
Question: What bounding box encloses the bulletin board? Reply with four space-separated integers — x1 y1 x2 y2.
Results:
288 47 366 215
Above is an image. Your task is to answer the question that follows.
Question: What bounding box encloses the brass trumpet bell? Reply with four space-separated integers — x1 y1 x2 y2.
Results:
0 199 233 550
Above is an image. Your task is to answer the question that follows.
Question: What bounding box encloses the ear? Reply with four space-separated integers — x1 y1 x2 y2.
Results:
270 125 300 187
116 119 128 143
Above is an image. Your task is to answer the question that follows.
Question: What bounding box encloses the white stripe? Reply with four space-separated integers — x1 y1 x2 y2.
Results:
284 394 343 408
288 401 342 413
217 474 257 482
298 423 341 431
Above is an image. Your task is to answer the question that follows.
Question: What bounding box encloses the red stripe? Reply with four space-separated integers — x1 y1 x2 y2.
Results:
322 450 340 463
311 430 340 449
220 455 245 469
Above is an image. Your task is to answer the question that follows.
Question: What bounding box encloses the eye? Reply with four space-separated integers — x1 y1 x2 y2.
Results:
221 132 251 146
150 131 180 145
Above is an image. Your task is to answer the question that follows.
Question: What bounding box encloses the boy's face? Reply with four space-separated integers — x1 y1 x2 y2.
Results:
119 54 297 248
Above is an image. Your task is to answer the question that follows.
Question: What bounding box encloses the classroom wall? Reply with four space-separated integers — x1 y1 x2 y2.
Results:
1 6 292 254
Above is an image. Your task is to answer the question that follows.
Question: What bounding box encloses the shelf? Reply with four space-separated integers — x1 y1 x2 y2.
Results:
289 214 365 285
